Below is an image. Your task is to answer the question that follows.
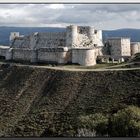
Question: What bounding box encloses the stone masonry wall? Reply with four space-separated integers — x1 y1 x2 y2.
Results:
108 38 122 59
35 32 66 49
108 38 131 60
37 48 71 64
72 48 97 66
12 32 67 49
12 49 33 61
66 25 103 48
12 36 31 49
77 26 103 47
131 42 140 55
0 46 12 60
121 38 131 56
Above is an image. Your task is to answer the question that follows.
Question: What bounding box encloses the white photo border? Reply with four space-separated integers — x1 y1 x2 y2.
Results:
0 0 140 4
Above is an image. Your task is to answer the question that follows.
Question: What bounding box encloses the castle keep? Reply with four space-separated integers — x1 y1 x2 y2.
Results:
0 25 140 66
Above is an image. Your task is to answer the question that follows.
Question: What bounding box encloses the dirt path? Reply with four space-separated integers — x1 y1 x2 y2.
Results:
14 63 140 72
0 61 140 72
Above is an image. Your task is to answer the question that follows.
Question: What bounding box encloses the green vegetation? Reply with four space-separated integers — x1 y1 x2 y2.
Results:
110 106 140 136
78 113 108 136
77 106 140 137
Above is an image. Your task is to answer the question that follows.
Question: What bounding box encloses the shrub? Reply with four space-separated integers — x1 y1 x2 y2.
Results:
78 113 108 136
110 105 140 136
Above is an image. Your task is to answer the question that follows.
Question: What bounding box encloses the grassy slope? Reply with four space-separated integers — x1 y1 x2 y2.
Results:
0 64 139 136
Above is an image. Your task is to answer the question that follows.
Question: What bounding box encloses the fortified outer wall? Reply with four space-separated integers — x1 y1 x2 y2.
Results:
38 47 71 64
72 48 97 66
12 48 37 62
0 46 10 57
11 46 101 66
131 42 140 55
0 46 12 60
11 47 71 64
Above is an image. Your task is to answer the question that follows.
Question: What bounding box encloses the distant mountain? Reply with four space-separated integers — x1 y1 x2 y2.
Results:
0 27 65 46
0 27 140 46
103 28 140 42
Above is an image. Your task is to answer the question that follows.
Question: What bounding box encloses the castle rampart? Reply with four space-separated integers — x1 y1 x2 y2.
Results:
12 48 34 61
38 47 70 64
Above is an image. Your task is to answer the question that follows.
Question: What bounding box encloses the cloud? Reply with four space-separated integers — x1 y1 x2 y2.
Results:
0 4 140 29
48 4 65 9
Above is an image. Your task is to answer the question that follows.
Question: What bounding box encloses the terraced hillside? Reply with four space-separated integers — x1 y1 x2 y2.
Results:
0 64 140 137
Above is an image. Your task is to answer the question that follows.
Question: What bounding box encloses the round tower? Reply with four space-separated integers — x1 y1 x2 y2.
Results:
66 25 78 48
97 30 102 41
96 30 103 46
30 32 39 63
88 26 95 40
30 32 38 49
131 42 140 55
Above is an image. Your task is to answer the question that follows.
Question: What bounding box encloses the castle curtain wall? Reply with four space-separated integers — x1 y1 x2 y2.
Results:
72 48 96 66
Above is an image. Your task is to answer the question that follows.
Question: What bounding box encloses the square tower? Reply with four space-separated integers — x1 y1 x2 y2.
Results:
108 37 131 60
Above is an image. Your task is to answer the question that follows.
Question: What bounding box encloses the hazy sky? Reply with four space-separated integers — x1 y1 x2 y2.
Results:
0 4 140 29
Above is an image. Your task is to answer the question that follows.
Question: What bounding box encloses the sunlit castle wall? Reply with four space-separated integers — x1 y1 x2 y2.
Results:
66 25 78 47
131 42 140 55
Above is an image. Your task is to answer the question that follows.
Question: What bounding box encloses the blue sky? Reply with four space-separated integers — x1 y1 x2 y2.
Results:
0 4 139 29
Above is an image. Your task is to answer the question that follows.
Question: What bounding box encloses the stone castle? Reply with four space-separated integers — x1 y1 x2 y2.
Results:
0 25 140 66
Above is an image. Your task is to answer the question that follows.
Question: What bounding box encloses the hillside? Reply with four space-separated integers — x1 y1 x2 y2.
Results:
0 64 139 137
1 27 140 45
131 53 140 62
